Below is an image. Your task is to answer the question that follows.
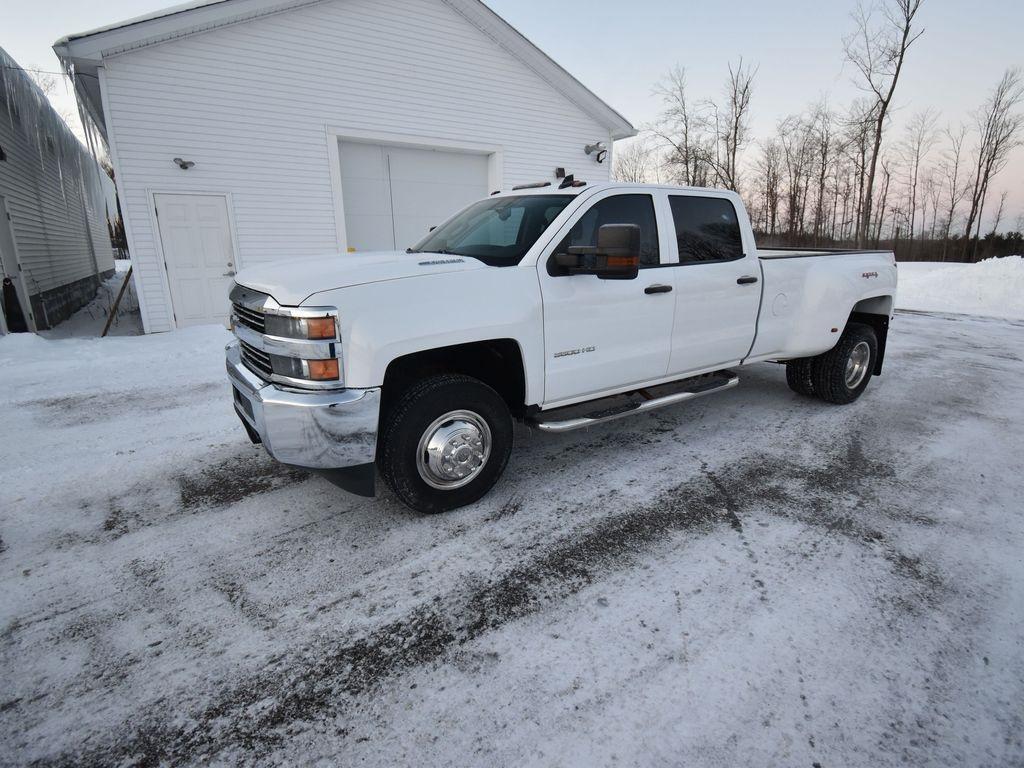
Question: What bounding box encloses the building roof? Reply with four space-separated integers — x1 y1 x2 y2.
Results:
53 0 635 143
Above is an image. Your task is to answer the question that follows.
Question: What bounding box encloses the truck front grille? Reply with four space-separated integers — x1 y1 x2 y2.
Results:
232 303 265 333
229 283 341 390
239 340 273 378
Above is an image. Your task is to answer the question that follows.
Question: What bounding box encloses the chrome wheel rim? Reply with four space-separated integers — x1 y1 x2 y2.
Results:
416 410 492 490
845 341 871 389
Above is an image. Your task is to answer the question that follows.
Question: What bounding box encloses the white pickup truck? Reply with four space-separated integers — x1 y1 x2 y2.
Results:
226 182 896 513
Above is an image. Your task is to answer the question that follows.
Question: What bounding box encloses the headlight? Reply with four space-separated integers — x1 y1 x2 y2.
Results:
263 314 337 340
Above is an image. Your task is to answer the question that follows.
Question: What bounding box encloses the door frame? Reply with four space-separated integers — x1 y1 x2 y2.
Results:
325 125 503 252
147 189 242 330
0 196 37 333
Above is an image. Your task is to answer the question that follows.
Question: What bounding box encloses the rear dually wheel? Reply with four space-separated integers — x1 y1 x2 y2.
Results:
810 323 878 404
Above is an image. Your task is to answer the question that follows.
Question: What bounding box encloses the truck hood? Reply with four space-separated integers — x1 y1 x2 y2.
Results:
233 251 486 305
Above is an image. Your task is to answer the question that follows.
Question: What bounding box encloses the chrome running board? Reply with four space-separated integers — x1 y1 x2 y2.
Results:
530 371 739 433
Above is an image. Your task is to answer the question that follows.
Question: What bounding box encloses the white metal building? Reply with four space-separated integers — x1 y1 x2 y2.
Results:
0 47 115 334
55 0 634 333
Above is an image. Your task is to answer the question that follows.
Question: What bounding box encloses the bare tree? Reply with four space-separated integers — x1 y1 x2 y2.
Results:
962 68 1024 260
810 102 837 243
642 24 1024 262
839 99 876 241
778 115 817 236
921 169 941 240
844 0 925 246
872 156 896 245
29 68 60 96
988 189 1009 235
613 136 656 183
710 59 757 191
900 107 940 257
28 66 78 128
938 124 970 258
754 138 783 236
651 67 714 187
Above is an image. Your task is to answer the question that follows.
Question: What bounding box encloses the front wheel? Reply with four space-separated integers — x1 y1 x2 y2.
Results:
377 374 513 513
810 323 878 404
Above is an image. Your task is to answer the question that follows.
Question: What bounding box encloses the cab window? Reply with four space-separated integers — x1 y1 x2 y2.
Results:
551 194 660 272
669 196 744 263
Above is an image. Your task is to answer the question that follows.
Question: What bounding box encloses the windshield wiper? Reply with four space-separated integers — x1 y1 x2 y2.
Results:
406 247 459 255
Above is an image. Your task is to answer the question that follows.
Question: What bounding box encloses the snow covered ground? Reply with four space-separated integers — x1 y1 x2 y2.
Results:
2 310 1023 767
896 256 1024 320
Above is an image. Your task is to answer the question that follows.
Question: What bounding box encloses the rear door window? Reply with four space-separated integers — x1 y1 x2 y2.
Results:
669 196 744 264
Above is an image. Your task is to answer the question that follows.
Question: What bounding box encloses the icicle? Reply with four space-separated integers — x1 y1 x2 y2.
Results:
1 47 116 269
34 104 45 171
1 64 14 132
76 83 110 218
57 139 69 214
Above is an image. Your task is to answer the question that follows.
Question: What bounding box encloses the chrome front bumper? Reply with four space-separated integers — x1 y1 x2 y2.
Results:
226 340 380 469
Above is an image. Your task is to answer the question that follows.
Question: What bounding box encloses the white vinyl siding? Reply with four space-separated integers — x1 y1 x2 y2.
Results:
0 67 113 306
99 0 613 332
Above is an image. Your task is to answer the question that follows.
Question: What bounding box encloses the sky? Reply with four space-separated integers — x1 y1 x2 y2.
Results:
3 0 1023 230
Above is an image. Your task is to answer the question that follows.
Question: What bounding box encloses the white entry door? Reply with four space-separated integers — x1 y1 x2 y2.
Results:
338 140 489 252
154 193 236 327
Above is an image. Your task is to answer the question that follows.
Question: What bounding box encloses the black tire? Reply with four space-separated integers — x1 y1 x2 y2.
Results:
785 358 816 396
810 323 878 404
377 374 513 513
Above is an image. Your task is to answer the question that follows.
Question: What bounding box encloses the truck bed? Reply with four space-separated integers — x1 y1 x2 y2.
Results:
747 246 897 363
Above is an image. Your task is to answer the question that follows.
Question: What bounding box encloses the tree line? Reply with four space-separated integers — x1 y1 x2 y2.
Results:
614 0 1024 262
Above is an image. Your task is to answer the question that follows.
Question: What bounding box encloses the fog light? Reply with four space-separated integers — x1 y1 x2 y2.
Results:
307 358 340 381
268 355 340 383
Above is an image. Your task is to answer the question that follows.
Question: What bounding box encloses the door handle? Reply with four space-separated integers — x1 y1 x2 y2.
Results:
223 271 236 277
644 284 673 294
737 275 758 285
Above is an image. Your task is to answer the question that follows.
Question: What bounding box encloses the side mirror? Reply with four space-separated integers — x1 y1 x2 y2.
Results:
555 224 641 280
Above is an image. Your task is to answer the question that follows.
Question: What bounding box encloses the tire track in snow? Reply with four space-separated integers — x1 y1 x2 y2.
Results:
34 430 944 767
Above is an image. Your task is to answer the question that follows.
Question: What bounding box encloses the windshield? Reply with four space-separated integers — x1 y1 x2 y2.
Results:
408 195 575 266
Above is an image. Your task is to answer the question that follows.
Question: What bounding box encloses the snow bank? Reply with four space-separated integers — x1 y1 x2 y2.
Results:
896 256 1024 320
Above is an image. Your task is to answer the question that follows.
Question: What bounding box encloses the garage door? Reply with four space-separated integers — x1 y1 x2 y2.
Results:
338 141 489 252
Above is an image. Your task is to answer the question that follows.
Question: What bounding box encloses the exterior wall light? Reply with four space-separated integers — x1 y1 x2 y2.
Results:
584 142 607 163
